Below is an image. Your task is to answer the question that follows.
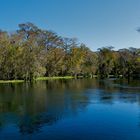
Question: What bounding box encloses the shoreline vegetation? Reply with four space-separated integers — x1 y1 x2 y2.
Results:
0 22 140 82
0 75 139 84
36 76 74 81
0 76 99 84
0 75 113 84
0 80 24 84
0 76 74 84
0 77 71 83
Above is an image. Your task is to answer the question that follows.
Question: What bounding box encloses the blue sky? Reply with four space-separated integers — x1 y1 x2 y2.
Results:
0 0 140 50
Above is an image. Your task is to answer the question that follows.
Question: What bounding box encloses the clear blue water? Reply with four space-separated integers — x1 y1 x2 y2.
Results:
0 79 140 140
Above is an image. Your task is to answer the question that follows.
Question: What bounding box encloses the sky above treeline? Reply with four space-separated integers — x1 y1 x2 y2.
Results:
0 0 140 51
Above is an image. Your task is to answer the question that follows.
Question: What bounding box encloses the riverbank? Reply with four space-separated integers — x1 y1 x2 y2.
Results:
0 75 139 84
36 76 74 81
0 76 74 84
0 80 24 84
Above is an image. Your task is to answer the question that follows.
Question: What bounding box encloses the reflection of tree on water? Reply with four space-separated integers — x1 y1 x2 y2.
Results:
97 79 140 104
19 113 60 134
0 79 140 134
0 80 91 134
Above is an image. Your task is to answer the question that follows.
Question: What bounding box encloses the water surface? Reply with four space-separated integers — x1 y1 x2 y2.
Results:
0 79 140 140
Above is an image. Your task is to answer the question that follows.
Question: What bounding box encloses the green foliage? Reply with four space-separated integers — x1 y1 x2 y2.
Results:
36 76 73 81
97 47 114 78
0 23 139 81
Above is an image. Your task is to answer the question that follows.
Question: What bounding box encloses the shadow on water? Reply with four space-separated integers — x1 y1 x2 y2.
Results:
0 78 140 139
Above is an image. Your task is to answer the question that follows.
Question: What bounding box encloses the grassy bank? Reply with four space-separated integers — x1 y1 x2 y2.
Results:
0 80 24 84
36 76 74 81
0 76 74 84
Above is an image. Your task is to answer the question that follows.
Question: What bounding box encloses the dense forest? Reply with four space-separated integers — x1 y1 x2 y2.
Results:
0 22 140 81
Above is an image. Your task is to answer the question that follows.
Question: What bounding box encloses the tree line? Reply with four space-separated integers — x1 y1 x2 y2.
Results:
0 23 140 81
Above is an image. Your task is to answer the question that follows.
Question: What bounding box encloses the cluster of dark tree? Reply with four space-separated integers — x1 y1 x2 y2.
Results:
0 23 140 80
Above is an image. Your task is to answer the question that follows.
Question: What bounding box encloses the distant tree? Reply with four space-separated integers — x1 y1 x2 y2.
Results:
97 46 115 78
